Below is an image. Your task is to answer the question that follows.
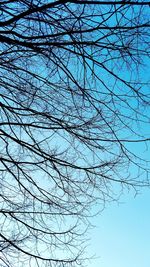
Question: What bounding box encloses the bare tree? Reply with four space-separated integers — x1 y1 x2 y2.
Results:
0 1 150 266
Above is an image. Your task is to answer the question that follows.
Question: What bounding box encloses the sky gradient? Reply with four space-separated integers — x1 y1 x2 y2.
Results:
89 187 150 267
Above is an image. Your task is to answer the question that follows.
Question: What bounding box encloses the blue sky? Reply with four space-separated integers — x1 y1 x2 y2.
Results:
88 187 150 267
86 15 150 264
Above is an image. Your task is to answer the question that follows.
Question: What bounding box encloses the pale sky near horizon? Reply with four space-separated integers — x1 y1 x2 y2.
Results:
88 187 150 267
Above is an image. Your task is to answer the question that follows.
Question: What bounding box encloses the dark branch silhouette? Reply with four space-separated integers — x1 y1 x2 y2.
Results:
0 1 150 267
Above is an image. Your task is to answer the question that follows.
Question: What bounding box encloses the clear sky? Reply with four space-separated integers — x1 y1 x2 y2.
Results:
88 187 150 267
86 50 150 267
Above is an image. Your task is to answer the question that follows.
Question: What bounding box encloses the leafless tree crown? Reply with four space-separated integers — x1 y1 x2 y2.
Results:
0 1 150 267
